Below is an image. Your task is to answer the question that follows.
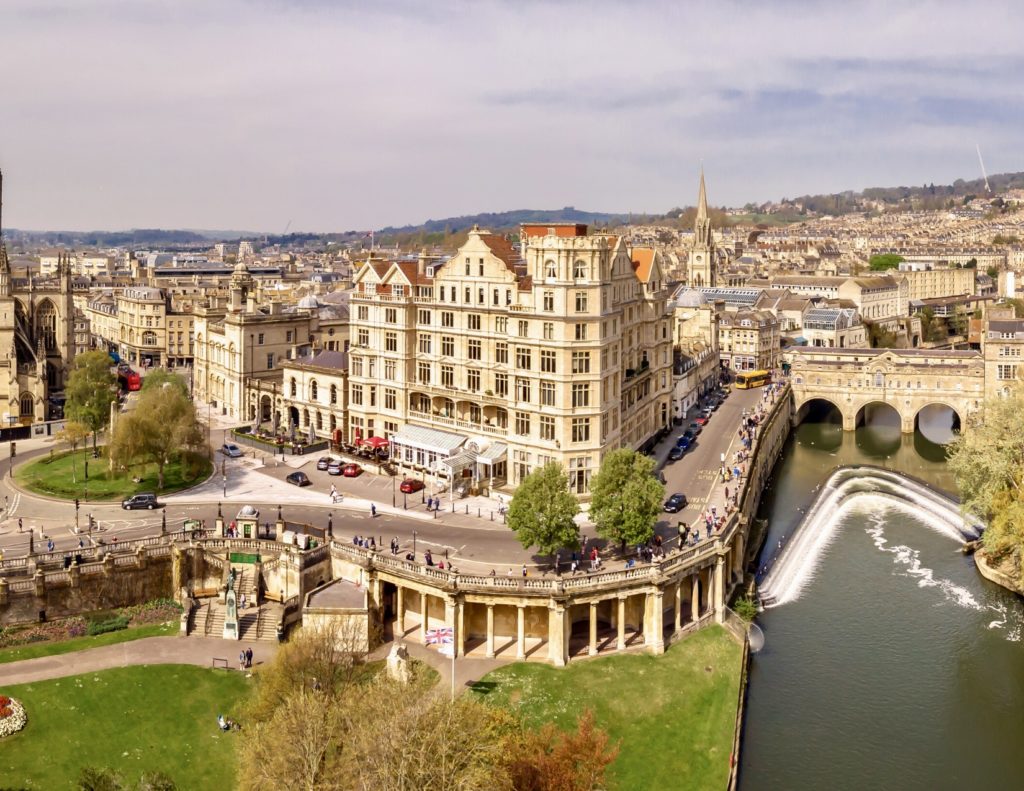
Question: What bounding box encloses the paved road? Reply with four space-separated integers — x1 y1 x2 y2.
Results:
0 387 765 573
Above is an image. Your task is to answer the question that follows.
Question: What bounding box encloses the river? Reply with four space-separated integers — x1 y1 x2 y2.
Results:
739 405 1024 790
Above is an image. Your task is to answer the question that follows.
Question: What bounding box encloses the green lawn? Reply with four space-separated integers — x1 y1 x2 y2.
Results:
471 626 743 791
15 447 211 501
0 621 177 665
0 665 251 789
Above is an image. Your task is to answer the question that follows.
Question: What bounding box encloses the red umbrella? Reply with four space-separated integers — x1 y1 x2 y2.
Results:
361 436 389 449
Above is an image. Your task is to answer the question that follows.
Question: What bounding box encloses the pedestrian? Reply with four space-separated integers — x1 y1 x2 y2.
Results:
246 647 253 668
330 484 337 501
18 517 22 533
554 552 561 574
239 650 246 669
522 563 527 577
371 503 377 518
507 567 513 577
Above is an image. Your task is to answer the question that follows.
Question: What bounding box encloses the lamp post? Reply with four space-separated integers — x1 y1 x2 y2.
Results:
412 530 417 557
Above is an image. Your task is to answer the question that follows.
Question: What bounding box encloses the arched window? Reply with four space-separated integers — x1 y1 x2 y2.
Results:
142 331 157 346
290 377 297 397
316 411 323 430
574 260 587 280
545 260 557 280
302 408 309 426
310 380 318 402
19 393 33 417
330 384 337 405
874 372 883 387
35 301 58 350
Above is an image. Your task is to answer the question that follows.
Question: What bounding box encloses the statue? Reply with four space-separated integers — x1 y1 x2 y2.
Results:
223 587 239 640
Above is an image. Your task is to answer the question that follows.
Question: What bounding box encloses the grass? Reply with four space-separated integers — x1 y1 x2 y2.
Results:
471 626 743 791
0 621 178 665
15 447 211 501
0 665 251 789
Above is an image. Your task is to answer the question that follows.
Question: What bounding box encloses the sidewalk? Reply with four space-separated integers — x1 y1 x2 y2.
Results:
1 636 277 686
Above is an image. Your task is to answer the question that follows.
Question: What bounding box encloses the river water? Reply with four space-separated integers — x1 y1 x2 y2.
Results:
740 406 1024 790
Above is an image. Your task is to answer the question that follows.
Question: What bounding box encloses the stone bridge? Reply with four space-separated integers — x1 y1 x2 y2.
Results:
785 347 984 432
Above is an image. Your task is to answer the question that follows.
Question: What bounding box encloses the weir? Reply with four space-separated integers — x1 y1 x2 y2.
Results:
757 465 982 608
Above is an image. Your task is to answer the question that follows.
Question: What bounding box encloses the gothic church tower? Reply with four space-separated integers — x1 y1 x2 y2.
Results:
687 168 716 287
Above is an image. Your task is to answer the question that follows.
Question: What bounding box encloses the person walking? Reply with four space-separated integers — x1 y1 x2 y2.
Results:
246 647 253 668
370 503 377 518
239 650 246 670
18 518 22 533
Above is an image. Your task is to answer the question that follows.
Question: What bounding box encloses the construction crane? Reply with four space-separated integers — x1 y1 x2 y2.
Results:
976 144 992 193
282 219 293 236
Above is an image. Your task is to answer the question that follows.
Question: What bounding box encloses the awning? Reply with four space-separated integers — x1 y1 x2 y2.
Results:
358 436 389 449
391 425 467 456
441 450 476 472
476 442 507 465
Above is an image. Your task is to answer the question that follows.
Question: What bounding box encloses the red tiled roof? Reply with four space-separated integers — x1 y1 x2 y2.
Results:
630 247 656 283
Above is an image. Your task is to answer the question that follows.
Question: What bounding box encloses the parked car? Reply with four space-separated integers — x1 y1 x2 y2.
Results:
663 493 688 513
683 429 695 441
220 443 243 458
688 422 703 435
400 478 425 494
668 446 685 462
316 457 331 471
122 493 160 510
286 471 311 487
327 461 343 476
675 435 691 450
342 463 363 477
694 416 710 426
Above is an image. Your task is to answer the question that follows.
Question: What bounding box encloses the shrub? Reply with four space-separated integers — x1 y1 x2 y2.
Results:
86 616 130 636
733 596 758 623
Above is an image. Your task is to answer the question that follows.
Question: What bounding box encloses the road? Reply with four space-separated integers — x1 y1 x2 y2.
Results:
0 386 766 573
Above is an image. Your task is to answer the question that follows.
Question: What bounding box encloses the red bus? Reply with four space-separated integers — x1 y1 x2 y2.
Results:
118 369 142 391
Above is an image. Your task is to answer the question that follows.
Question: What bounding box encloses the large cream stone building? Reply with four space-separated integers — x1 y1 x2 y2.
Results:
980 304 1024 400
717 310 780 373
346 225 673 495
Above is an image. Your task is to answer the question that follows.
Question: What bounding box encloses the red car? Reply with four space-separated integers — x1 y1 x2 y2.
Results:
400 478 425 494
341 463 362 477
694 416 710 426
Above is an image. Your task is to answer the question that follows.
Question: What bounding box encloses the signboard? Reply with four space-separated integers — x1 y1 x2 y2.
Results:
229 552 261 564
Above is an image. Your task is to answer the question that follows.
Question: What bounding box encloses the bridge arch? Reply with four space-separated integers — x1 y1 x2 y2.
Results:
854 400 902 430
794 397 844 427
914 402 962 445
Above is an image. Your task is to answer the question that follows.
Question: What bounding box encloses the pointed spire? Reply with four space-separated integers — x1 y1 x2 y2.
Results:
696 165 708 221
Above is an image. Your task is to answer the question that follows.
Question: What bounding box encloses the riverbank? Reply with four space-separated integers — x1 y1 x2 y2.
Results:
974 548 1024 597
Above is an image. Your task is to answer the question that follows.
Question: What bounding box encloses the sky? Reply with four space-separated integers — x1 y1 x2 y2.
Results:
1 0 1022 232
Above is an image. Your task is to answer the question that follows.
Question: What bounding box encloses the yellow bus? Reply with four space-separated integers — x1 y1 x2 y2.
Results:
734 369 771 389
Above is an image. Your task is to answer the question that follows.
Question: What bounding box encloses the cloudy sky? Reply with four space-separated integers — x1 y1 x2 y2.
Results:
1 0 1021 232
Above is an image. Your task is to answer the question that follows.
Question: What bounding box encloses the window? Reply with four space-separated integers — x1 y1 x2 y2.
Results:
385 331 397 352
417 309 431 325
543 291 554 311
311 380 319 401
266 353 274 369
496 342 508 364
290 377 297 397
543 322 554 340
515 411 531 436
575 323 588 341
496 316 507 334
468 369 481 391
572 383 590 408
257 333 264 345
357 305 368 321
441 311 454 328
540 416 555 441
418 334 432 354
572 351 591 373
442 336 454 356
493 288 500 306
495 373 508 397
465 287 471 303
330 384 338 405
385 308 397 324
998 364 1018 380
286 330 293 343
574 260 587 280
571 417 591 443
351 385 363 406
441 365 454 388
518 320 529 338
575 291 588 312
516 348 532 369
545 260 557 279
465 258 471 275
385 388 396 410
468 339 481 360
385 360 396 379
392 285 404 297
516 377 531 402
540 381 555 406
369 386 376 407
541 350 556 373
478 288 485 305
417 362 431 384
999 346 1022 357
351 357 363 376
357 329 369 346
468 314 481 331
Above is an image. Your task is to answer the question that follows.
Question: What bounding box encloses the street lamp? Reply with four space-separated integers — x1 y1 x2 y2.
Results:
412 530 417 557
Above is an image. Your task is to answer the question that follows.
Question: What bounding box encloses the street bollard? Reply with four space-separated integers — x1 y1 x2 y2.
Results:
477 508 481 518
490 510 493 521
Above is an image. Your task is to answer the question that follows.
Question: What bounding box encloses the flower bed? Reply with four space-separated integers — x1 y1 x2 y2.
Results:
0 696 27 738
0 599 182 649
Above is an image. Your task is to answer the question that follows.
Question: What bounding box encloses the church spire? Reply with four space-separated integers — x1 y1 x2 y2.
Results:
0 168 10 295
696 165 708 222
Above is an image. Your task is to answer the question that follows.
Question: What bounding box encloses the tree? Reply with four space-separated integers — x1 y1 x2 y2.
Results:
109 381 205 489
506 709 619 791
56 420 90 483
140 369 189 398
947 386 1024 584
588 449 664 551
868 253 904 271
507 463 580 556
65 350 117 452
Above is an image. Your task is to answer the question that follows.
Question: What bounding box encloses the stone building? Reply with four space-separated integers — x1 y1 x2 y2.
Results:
346 224 673 494
250 349 349 442
717 309 780 373
981 304 1024 400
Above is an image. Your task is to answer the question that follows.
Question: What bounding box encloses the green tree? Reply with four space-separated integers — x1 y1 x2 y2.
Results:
868 253 904 271
140 368 189 398
65 350 117 452
109 382 205 489
948 386 1024 584
507 463 580 556
588 449 665 552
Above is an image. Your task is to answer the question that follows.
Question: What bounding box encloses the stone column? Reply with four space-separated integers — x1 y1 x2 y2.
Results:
421 592 429 642
396 585 405 636
589 602 598 656
547 602 569 667
616 596 626 650
674 582 682 631
516 605 526 660
691 575 700 622
485 604 495 658
644 588 665 655
714 555 725 624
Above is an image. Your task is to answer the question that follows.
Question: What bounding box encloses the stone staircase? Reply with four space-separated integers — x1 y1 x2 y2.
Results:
190 598 280 642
